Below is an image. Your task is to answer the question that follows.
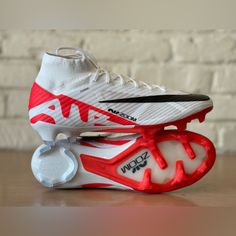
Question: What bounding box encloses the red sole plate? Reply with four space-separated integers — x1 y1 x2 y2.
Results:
99 106 213 139
80 130 216 193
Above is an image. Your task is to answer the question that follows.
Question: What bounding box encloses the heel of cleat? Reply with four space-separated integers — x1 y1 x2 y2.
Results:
31 142 78 188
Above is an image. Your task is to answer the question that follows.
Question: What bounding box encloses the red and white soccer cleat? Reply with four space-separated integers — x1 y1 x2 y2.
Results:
28 48 213 143
31 130 216 193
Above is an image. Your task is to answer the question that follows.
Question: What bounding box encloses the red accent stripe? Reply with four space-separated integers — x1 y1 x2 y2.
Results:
80 141 98 148
30 114 56 124
29 82 136 126
98 107 213 134
81 183 112 188
48 105 55 110
93 139 130 146
28 83 55 110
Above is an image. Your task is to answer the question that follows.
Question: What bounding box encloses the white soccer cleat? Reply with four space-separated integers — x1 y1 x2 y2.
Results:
28 47 213 142
31 130 216 193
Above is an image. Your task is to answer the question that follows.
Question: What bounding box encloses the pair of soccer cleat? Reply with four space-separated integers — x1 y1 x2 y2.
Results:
29 48 216 193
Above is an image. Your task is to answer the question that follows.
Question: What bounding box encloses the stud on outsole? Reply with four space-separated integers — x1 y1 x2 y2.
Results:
149 141 167 169
183 142 196 159
139 168 152 190
177 134 196 160
198 113 206 123
176 122 187 131
171 160 188 185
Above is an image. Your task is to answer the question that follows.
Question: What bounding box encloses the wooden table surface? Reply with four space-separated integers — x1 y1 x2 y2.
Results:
0 151 235 207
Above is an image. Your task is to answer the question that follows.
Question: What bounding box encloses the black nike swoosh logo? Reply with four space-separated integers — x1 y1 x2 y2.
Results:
99 94 210 103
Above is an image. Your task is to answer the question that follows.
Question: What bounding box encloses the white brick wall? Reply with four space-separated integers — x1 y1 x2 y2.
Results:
0 30 235 154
